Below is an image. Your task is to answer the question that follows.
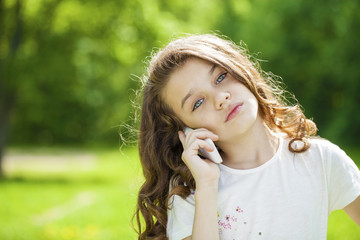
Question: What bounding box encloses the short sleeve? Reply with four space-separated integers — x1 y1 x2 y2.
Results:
167 194 195 240
326 142 360 212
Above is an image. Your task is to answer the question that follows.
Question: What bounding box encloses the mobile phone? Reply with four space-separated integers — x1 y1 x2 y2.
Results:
183 127 223 164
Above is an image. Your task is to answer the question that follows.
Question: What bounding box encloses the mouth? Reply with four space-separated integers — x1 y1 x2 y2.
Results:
226 103 243 122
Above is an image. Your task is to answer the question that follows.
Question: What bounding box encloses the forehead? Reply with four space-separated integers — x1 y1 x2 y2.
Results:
172 57 213 79
162 58 214 110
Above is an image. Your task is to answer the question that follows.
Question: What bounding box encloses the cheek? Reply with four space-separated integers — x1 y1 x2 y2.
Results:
249 97 259 116
250 97 258 109
241 89 259 119
184 114 215 130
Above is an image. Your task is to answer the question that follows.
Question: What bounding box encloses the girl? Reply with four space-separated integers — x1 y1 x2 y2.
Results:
133 34 360 240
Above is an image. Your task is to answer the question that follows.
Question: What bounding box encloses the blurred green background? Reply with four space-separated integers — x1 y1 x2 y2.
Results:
1 0 359 239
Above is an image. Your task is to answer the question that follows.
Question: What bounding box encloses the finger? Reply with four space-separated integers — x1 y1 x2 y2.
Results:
198 140 215 152
185 129 219 142
178 131 186 145
188 138 214 153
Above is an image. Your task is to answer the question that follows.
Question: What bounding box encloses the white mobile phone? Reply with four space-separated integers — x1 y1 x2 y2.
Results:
183 127 223 164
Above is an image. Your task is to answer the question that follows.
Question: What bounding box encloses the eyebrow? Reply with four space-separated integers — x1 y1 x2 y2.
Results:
180 64 217 109
208 64 217 76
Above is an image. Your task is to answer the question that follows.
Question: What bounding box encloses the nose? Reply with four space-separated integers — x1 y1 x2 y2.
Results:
215 92 230 110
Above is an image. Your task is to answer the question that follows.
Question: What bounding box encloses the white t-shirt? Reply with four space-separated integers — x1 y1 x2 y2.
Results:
167 137 360 240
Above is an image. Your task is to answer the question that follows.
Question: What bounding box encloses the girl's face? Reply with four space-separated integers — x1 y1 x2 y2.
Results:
162 58 260 142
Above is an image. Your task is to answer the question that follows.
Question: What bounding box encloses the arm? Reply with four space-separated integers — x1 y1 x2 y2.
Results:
182 181 219 240
343 195 360 226
178 129 220 240
191 181 219 239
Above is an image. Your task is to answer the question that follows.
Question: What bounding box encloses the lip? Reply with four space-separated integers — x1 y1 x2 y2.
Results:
225 103 243 122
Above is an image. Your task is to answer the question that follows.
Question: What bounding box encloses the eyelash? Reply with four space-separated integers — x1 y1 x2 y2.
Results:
192 98 203 111
216 72 227 85
192 72 227 111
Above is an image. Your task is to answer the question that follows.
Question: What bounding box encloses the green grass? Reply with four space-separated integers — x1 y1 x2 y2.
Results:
327 148 360 239
0 146 359 239
0 146 143 240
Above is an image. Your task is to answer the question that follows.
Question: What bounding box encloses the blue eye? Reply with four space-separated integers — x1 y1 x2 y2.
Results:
193 98 204 111
216 73 227 84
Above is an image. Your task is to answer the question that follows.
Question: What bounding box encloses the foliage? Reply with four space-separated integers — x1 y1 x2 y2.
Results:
219 0 360 145
1 0 359 147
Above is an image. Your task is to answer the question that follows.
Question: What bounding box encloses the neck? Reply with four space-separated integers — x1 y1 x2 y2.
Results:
217 117 279 170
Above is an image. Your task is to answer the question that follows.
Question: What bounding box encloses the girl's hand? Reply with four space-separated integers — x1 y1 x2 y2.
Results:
178 128 220 188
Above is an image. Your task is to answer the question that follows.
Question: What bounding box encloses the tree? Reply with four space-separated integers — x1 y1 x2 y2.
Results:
0 0 23 177
1 0 359 177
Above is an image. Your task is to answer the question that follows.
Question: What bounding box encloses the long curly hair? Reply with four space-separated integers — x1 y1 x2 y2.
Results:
133 34 317 239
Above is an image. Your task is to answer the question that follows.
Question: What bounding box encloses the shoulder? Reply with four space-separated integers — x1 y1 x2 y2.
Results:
307 137 350 162
290 137 346 160
306 138 360 211
308 137 340 149
303 137 360 183
167 192 195 239
304 137 337 152
168 190 196 210
282 136 354 171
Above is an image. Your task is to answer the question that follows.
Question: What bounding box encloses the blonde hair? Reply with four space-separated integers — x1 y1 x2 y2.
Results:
134 33 317 239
